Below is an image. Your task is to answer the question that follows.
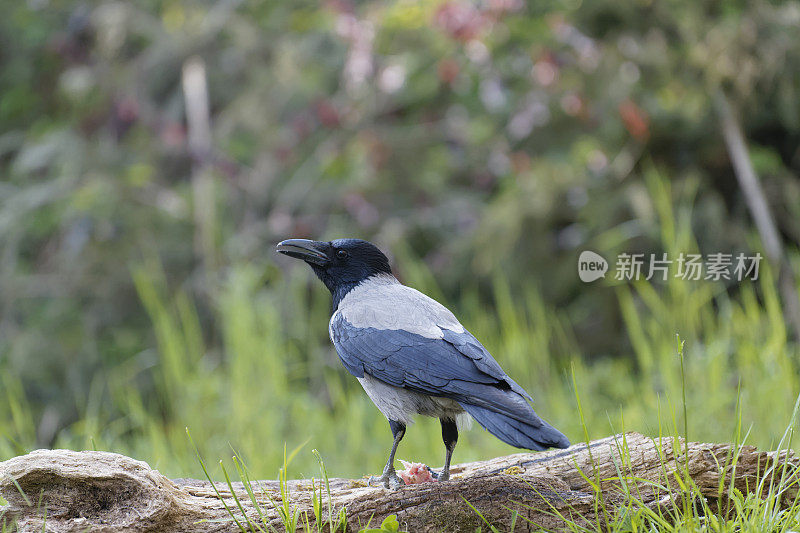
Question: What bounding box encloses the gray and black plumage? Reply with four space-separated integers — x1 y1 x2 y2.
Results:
277 238 570 489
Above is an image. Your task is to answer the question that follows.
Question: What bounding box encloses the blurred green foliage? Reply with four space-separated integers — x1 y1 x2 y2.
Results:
1 0 799 478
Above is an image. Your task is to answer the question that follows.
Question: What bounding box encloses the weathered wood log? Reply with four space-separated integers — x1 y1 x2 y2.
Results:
1 432 796 532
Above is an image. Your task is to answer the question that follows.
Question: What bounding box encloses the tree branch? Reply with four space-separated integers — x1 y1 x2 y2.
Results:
714 90 800 341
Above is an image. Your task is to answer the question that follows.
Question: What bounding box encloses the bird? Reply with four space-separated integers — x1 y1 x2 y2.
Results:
276 238 570 489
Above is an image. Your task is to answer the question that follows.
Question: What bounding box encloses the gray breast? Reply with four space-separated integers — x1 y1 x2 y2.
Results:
357 374 465 424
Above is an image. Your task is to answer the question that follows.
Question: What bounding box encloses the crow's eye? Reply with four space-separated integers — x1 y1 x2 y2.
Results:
336 249 349 260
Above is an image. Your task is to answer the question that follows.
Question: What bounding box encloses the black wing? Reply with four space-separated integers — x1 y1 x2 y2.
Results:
329 313 532 406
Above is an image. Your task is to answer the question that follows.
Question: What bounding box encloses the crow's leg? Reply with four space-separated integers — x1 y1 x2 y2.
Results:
436 417 458 481
369 420 406 489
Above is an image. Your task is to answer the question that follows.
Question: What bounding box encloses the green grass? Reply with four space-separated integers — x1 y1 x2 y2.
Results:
193 434 354 533
0 499 8 533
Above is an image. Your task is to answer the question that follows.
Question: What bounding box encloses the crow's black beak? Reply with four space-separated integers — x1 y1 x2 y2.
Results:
276 239 330 266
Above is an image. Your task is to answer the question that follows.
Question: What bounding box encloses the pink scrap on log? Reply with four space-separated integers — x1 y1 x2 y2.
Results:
397 460 437 484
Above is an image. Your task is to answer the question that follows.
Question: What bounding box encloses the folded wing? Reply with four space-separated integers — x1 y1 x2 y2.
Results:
329 312 569 450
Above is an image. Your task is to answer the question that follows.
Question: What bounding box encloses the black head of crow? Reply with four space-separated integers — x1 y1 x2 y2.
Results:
277 238 570 489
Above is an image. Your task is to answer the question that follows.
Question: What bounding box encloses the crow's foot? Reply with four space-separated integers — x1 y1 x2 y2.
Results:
429 466 449 482
368 470 405 490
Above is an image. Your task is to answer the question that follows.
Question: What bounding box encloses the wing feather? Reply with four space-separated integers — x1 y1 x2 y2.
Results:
330 313 526 405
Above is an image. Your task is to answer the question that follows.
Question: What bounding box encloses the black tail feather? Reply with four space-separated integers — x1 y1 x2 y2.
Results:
461 402 570 450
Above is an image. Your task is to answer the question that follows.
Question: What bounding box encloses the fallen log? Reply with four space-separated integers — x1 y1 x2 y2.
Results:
1 432 796 532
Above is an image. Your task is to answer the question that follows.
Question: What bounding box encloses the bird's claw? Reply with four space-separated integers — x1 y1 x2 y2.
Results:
368 471 405 490
428 466 449 482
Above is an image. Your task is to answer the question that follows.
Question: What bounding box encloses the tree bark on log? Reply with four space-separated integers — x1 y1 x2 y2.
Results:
1 432 796 532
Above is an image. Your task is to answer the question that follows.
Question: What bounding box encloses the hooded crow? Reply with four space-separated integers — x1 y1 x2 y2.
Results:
277 238 569 489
